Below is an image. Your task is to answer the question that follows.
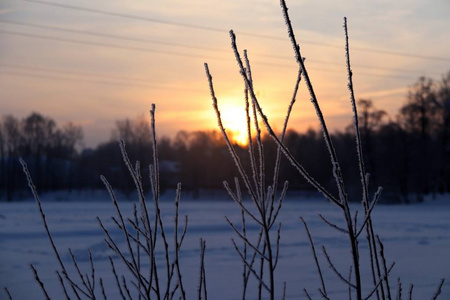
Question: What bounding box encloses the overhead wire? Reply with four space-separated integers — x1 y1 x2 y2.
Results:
0 63 207 92
0 71 208 93
20 0 450 62
0 25 439 79
0 0 443 94
0 59 421 89
0 29 225 60
0 66 412 105
0 19 226 53
0 62 158 84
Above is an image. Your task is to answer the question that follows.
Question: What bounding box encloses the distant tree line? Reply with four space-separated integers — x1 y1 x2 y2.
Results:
0 112 83 201
1 72 449 202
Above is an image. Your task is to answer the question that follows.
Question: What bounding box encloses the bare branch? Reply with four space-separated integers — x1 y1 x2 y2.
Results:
223 181 263 226
55 271 71 300
4 288 13 300
198 239 208 300
226 217 269 260
121 276 132 300
301 217 327 296
228 30 342 208
30 265 51 300
322 247 357 289
356 188 382 238
431 279 445 300
377 235 393 300
273 223 282 269
279 0 347 204
99 278 107 300
319 214 348 234
231 239 271 293
269 181 288 229
109 257 126 300
205 63 261 212
408 284 413 300
304 289 312 300
363 262 395 300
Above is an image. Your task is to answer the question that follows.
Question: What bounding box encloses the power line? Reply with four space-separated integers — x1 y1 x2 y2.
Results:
0 69 150 88
0 68 415 107
0 67 207 93
21 0 450 62
0 59 421 88
0 29 223 60
0 29 433 81
0 62 157 84
0 19 225 53
22 0 228 33
0 21 441 77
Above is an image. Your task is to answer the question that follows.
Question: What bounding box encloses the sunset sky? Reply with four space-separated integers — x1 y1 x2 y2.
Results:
1 0 449 147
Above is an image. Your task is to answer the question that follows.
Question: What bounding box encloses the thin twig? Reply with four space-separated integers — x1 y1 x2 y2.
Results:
226 217 269 260
431 279 445 300
363 262 395 300
30 264 51 300
198 239 208 300
301 217 327 296
4 287 13 300
319 214 348 234
244 51 266 204
99 278 107 300
280 0 347 204
377 235 393 300
68 249 89 294
304 289 313 300
408 284 413 300
269 181 288 230
319 289 331 300
174 183 187 300
269 64 303 224
56 271 71 300
273 223 282 269
20 159 84 299
205 63 261 212
88 250 95 295
231 239 271 293
367 230 381 300
121 276 132 300
227 30 342 208
223 181 264 226
356 187 382 238
397 277 402 300
132 204 142 300
100 175 140 278
322 247 357 289
109 257 126 300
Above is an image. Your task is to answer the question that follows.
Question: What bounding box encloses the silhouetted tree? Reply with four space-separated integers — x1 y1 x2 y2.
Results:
436 71 450 192
0 113 83 200
1 116 23 200
398 77 440 200
356 99 387 186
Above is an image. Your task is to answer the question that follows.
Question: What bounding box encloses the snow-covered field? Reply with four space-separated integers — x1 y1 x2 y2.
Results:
1 191 449 299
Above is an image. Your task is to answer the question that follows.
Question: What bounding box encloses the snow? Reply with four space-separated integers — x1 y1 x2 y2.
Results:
0 191 449 299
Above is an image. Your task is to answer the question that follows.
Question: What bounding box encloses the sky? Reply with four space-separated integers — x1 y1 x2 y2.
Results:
1 0 449 147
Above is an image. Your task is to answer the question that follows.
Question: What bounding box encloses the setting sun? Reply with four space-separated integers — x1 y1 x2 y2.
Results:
217 102 250 146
